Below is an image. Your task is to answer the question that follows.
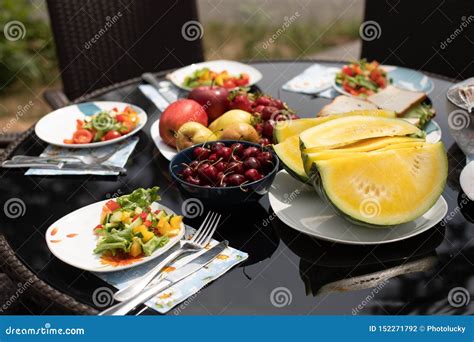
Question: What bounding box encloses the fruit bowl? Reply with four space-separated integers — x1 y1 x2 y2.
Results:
169 140 279 205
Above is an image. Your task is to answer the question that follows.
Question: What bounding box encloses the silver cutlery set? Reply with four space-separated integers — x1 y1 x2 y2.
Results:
100 212 222 316
1 145 126 173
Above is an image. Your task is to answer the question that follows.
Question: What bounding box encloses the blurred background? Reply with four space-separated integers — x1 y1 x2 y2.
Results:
0 0 363 133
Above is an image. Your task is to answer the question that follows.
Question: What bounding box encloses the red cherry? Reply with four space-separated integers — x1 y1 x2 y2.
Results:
258 138 270 146
226 174 246 186
201 165 218 182
208 153 218 162
211 142 225 153
215 161 227 172
244 168 263 182
243 157 260 170
189 160 199 169
193 147 210 160
227 161 244 174
216 146 232 161
185 175 201 186
230 142 244 156
182 167 194 178
254 123 263 134
242 146 259 159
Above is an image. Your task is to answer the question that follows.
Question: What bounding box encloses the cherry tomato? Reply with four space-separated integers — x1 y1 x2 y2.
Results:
223 79 236 88
119 121 133 134
103 130 122 141
105 200 121 211
72 129 93 144
342 65 354 76
116 114 125 122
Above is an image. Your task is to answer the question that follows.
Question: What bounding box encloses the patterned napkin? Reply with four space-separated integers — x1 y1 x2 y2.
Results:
25 137 139 176
282 64 340 98
96 226 248 314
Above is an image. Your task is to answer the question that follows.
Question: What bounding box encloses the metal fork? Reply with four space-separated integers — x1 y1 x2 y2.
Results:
11 144 123 165
113 211 221 302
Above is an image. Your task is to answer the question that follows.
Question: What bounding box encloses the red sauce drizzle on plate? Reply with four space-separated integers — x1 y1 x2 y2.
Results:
100 254 143 267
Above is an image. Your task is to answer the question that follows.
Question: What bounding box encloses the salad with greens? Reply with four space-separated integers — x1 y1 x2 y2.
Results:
93 187 183 259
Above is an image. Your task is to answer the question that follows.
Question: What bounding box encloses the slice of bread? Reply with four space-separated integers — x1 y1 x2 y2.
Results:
318 95 377 116
367 85 426 116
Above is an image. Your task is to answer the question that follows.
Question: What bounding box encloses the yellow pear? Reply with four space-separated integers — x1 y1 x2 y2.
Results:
217 123 259 142
208 110 253 133
175 122 217 151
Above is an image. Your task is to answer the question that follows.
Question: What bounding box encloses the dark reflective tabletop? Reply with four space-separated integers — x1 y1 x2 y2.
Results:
1 61 473 315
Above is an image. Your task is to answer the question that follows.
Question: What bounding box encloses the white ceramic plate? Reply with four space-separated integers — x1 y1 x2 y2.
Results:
150 119 177 161
333 65 434 97
35 101 147 149
45 200 184 272
268 170 448 245
167 60 263 91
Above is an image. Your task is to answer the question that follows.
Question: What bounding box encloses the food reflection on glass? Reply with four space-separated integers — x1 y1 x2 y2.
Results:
64 106 140 144
93 187 183 260
183 67 250 89
335 59 389 97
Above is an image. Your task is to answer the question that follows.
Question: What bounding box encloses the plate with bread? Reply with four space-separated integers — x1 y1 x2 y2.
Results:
319 85 441 142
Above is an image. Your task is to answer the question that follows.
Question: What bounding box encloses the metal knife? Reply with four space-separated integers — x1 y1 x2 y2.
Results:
99 240 228 316
1 160 126 173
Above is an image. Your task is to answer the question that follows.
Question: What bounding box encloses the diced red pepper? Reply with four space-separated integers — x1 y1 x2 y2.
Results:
132 215 140 222
140 212 148 220
93 224 104 235
143 220 152 227
105 200 121 212
154 210 161 215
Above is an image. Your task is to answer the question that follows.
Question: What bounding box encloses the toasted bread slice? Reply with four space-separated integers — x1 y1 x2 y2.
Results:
318 95 377 116
367 85 426 116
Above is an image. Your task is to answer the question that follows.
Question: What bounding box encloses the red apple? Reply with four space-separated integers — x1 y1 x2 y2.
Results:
188 86 229 122
159 99 208 147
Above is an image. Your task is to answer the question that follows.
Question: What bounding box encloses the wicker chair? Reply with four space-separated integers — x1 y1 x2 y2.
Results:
44 0 204 108
361 0 473 80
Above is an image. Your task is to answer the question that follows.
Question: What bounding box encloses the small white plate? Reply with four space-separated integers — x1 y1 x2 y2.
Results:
150 119 177 161
45 200 184 272
35 101 147 149
268 170 447 245
167 60 262 91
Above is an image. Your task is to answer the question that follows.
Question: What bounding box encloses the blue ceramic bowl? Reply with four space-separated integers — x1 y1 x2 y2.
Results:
169 140 279 205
